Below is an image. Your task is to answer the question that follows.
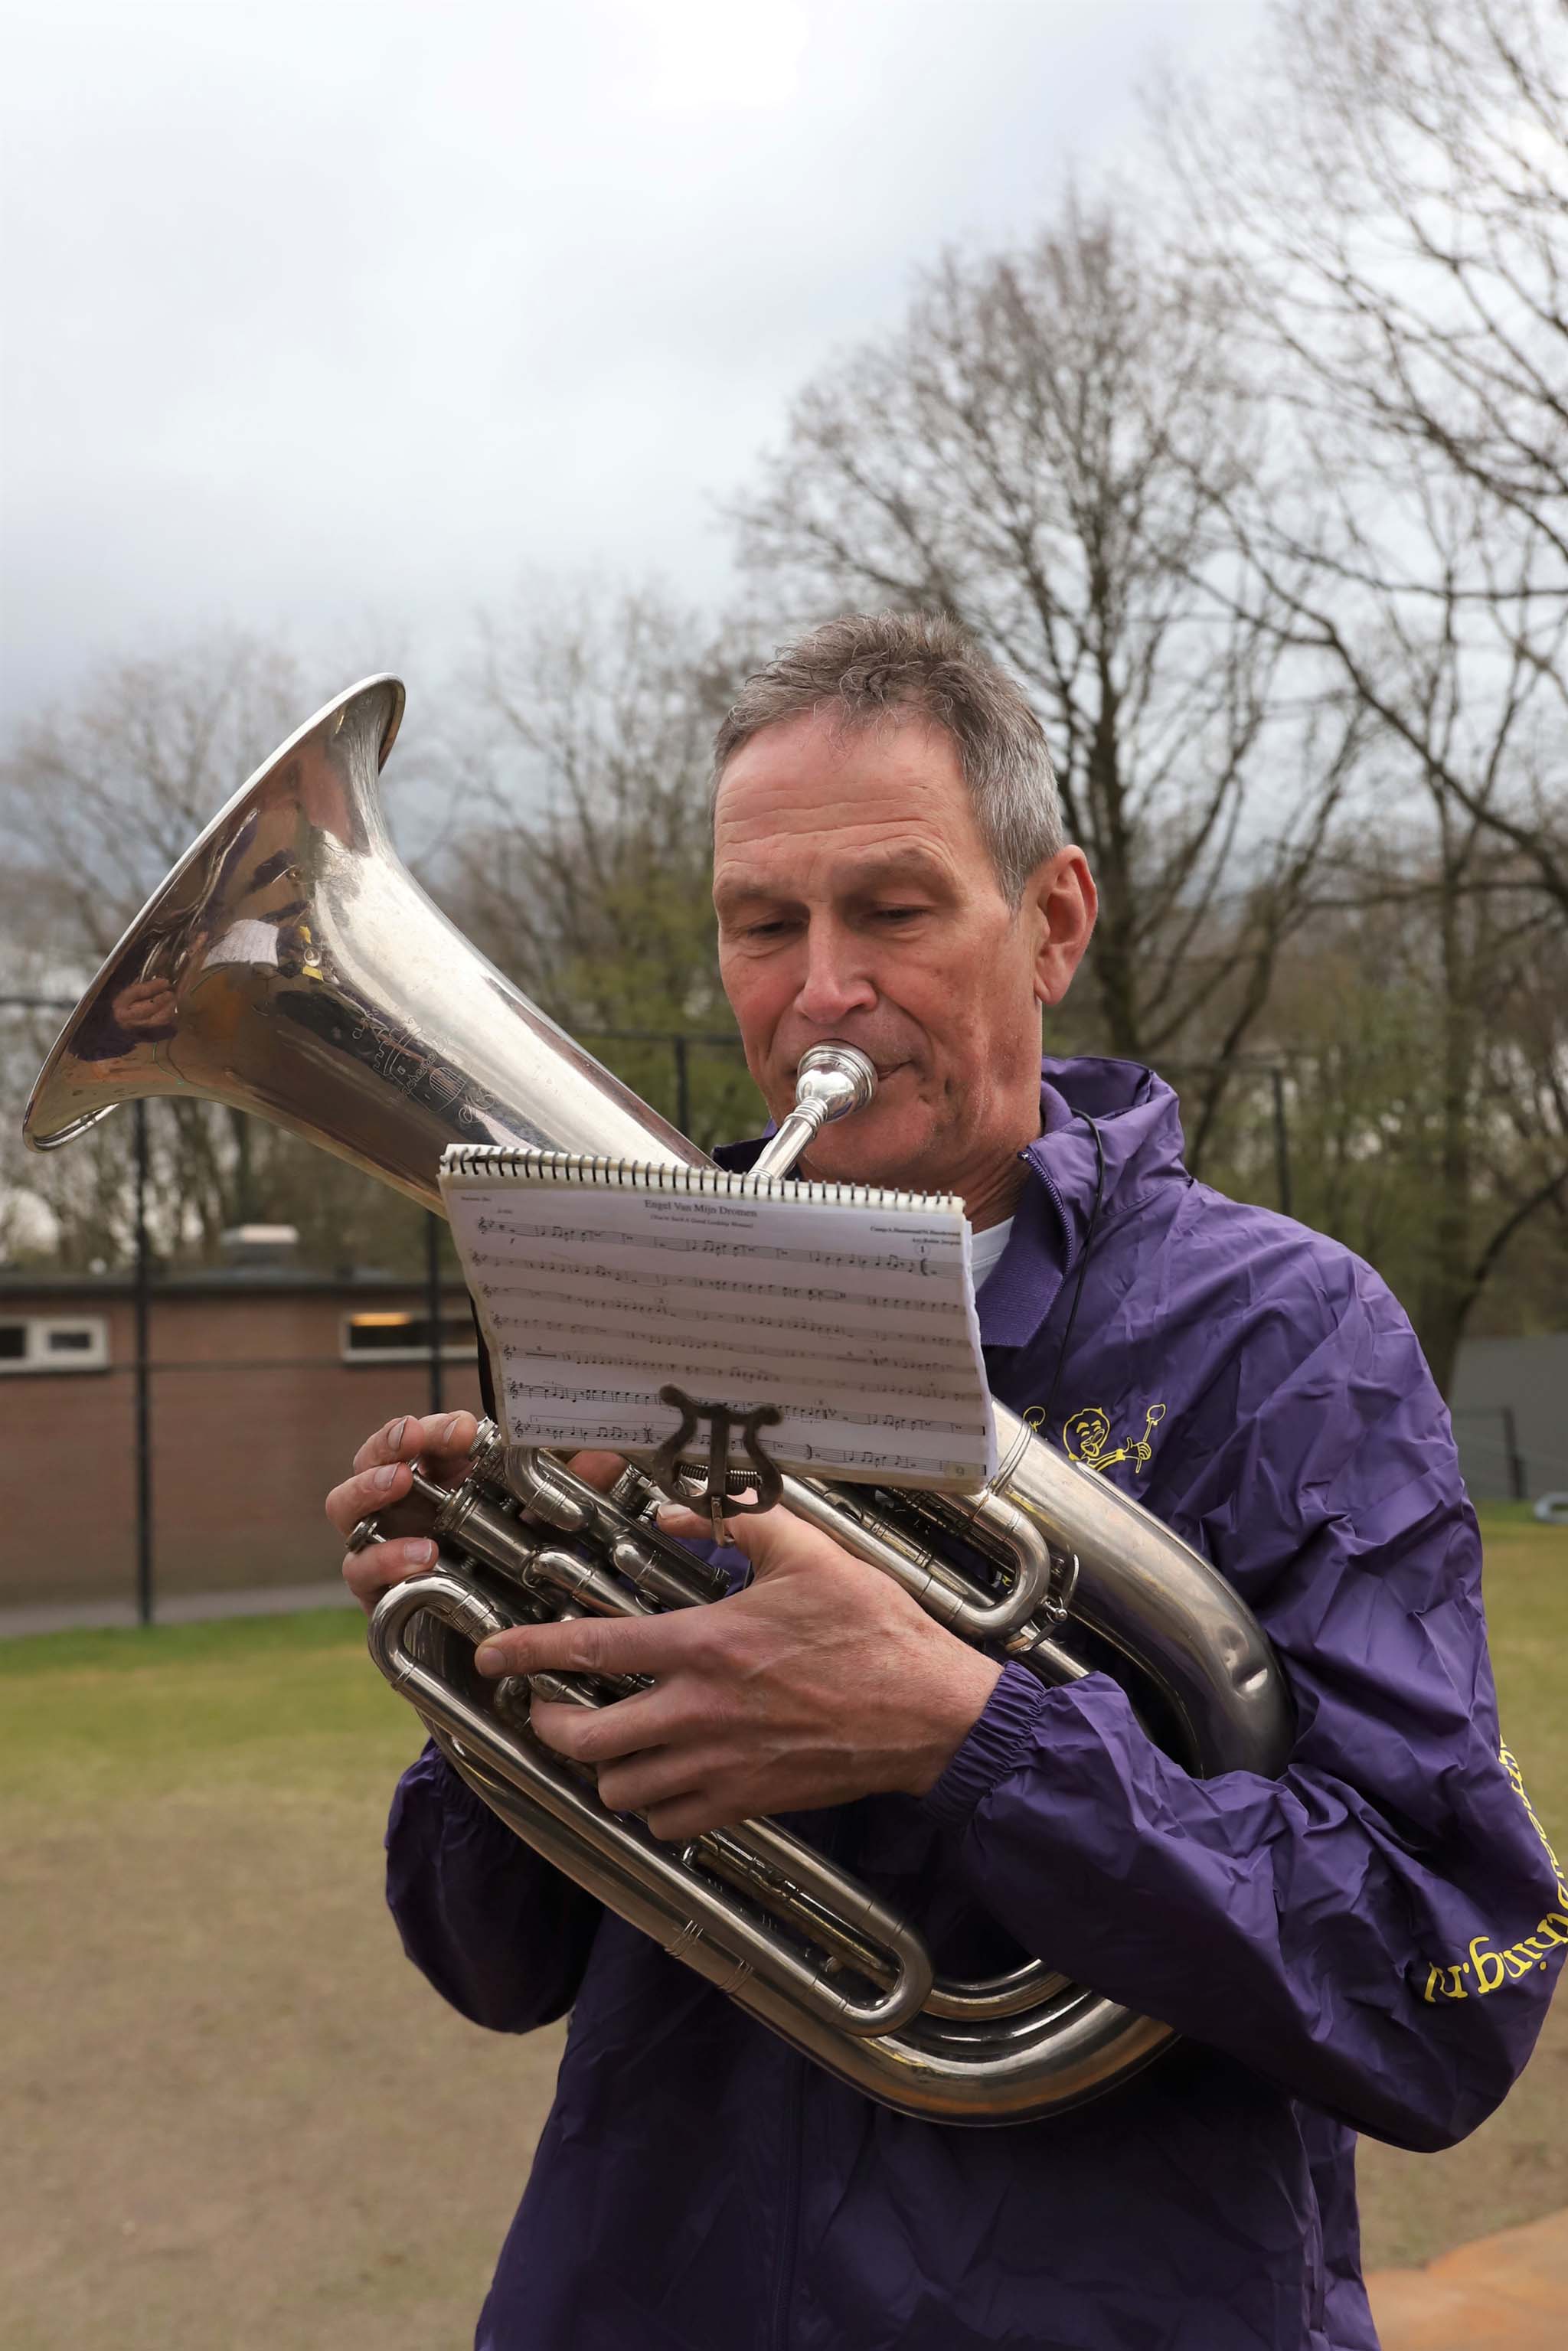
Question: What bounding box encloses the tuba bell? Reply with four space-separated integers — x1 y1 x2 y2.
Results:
24 677 1293 2124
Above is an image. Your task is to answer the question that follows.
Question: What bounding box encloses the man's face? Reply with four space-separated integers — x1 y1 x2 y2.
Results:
712 710 1091 1200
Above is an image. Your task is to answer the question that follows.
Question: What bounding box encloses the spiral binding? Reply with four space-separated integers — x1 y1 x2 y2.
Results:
439 1144 961 1219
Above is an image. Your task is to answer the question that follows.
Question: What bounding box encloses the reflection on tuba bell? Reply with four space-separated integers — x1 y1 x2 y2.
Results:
24 678 1293 2124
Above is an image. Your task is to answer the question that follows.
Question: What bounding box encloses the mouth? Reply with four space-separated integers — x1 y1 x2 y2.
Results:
790 1055 910 1087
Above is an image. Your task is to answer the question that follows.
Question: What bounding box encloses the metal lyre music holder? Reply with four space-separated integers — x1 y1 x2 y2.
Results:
648 1385 785 1528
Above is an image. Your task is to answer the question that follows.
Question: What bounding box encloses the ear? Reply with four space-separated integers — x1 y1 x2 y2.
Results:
1027 847 1097 1007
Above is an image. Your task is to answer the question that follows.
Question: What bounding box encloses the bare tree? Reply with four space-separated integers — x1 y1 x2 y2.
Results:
1249 824 1568 1393
1165 0 1568 909
434 586 764 1149
1152 0 1568 1376
3 638 308 967
0 638 430 1271
730 201 1356 1162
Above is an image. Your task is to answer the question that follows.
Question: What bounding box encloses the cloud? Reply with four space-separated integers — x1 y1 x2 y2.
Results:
0 0 1263 724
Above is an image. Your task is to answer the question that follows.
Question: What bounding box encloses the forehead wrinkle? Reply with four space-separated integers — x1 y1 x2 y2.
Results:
713 713 988 910
714 834 959 914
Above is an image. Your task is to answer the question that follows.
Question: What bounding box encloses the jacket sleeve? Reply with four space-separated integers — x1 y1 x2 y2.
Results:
928 1250 1566 2152
386 1739 603 2032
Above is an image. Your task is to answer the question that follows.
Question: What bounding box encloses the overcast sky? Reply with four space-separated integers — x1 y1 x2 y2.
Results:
1 0 1266 735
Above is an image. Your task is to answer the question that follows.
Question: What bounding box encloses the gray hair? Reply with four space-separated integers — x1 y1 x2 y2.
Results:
710 612 1063 905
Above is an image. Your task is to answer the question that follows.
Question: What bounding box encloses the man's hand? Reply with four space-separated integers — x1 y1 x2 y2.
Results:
111 977 178 1032
326 1410 479 1613
325 1415 626 1614
474 1503 1003 1840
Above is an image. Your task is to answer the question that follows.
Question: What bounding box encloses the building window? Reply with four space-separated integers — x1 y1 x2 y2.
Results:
0 1315 111 1373
341 1311 478 1365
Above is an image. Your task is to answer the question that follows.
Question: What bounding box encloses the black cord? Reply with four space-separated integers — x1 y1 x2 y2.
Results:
1032 1115 1106 1450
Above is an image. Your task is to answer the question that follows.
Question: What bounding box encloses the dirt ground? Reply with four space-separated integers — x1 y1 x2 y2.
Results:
3 1517 1564 2348
1 1621 563 2350
2 1779 566 2351
10 1779 1565 2351
1358 1987 1568 2274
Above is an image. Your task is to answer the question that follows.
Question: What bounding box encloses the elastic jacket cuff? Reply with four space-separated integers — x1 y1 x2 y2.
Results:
920 1660 1050 1827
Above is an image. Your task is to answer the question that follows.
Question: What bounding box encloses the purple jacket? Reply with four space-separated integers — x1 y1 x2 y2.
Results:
386 1058 1566 2351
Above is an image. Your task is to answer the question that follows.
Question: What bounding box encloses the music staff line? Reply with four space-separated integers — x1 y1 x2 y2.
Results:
496 1354 988 1419
472 1262 962 1312
467 1217 962 1275
498 1378 975 1439
495 1314 971 1367
502 1414 972 1480
490 1291 972 1347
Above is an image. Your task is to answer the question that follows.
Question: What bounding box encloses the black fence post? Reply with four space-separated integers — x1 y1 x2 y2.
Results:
425 1210 444 1417
132 1097 155 1628
673 1034 692 1138
1270 1066 1293 1220
1501 1404 1527 1502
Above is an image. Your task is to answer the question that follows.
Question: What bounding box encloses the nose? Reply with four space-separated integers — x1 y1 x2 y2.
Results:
795 917 876 1030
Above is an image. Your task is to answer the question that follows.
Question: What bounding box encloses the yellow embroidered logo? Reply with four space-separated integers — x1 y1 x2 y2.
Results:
1027 1401 1166 1475
1418 1746 1568 2003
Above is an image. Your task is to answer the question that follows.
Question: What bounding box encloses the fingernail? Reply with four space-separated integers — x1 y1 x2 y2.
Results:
441 1415 461 1448
387 1417 407 1451
404 1539 436 1567
475 1641 506 1677
375 1462 401 1491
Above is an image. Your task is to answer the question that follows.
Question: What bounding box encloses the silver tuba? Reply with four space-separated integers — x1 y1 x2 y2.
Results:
24 677 1293 2124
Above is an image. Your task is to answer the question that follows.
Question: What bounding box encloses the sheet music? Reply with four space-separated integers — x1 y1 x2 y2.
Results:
440 1151 996 1491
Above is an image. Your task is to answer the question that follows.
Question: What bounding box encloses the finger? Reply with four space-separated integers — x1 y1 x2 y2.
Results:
529 1687 681 1765
655 1501 800 1576
652 1501 712 1543
645 1792 733 1843
474 1609 695 1682
595 1749 711 1817
564 1450 629 1494
413 1409 479 1469
325 1455 417 1540
341 1535 439 1614
351 1412 427 1478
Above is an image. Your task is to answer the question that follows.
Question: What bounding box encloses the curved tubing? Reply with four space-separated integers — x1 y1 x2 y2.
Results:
989 1406 1294 1778
371 1573 934 2039
423 1710 1174 2125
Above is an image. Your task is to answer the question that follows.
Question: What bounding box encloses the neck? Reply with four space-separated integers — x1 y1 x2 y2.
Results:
962 1151 1027 1232
795 1140 1029 1229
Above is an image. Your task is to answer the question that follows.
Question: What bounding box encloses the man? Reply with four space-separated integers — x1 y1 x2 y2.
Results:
327 614 1564 2351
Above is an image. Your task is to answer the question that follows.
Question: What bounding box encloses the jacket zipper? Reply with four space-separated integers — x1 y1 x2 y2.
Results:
768 2051 806 2351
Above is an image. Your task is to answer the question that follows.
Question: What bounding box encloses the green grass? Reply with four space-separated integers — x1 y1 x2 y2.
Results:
0 1605 416 1807
1473 1499 1551 1528
1475 1514 1568 1820
0 1606 364 1677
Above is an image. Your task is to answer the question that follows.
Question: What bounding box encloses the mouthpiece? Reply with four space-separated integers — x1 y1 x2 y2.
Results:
748 1043 877 1180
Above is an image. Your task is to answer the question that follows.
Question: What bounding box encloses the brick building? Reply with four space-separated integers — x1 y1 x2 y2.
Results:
1 1267 484 1615
7 1260 1564 1621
